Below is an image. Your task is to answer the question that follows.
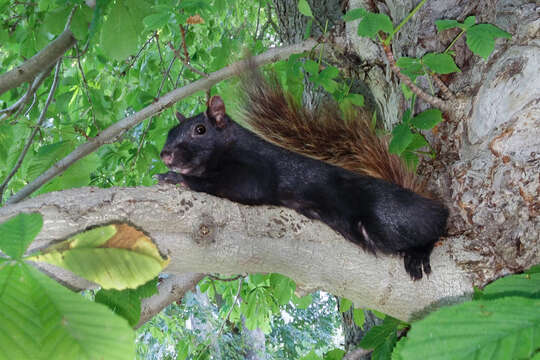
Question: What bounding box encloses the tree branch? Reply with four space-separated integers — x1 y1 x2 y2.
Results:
6 38 318 204
381 42 453 113
136 273 205 328
0 29 76 96
0 185 473 322
0 59 62 204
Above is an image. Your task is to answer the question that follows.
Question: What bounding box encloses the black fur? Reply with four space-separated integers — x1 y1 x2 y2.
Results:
158 103 448 280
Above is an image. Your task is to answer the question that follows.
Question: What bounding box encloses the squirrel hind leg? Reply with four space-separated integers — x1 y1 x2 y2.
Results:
402 244 434 280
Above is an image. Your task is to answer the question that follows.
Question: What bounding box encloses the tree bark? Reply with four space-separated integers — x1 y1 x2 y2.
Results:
0 185 472 322
0 29 76 96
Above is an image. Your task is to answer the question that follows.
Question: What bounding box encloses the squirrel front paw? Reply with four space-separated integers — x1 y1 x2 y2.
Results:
154 171 188 187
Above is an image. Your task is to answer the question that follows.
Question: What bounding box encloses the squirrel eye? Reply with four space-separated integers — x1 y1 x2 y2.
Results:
194 124 206 135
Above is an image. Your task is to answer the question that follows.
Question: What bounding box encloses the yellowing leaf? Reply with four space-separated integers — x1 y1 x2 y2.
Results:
27 224 169 290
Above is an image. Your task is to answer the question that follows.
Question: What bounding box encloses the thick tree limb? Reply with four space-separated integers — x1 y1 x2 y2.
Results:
6 39 318 204
136 273 205 328
0 29 76 96
0 185 473 322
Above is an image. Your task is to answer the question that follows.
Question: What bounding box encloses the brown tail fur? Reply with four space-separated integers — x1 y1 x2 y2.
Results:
239 71 424 194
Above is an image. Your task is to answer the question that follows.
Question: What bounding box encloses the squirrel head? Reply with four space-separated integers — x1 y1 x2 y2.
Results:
160 95 235 177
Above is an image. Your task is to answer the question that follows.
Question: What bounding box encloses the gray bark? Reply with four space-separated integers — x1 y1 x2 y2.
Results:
0 185 472 322
0 29 76 96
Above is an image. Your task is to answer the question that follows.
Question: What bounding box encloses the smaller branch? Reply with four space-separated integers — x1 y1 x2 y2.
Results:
381 42 452 112
154 33 174 87
253 1 262 41
0 66 52 121
207 274 245 282
75 43 97 128
136 273 204 328
265 3 279 35
125 34 155 73
432 74 455 100
167 41 209 78
0 60 62 204
6 38 318 204
179 25 190 62
0 29 75 96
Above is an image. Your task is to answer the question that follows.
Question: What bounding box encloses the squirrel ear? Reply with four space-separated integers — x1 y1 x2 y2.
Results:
175 111 186 123
207 95 228 128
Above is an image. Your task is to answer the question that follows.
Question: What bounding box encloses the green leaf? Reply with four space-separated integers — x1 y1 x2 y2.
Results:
463 16 476 29
346 93 365 106
422 53 460 74
466 24 512 60
304 18 313 39
36 153 100 195
26 224 169 290
400 297 540 360
301 350 321 360
353 308 366 328
410 109 443 130
389 124 413 155
0 262 135 359
303 60 319 75
405 133 428 151
359 316 400 349
357 12 393 39
396 57 423 79
435 19 461 31
339 298 352 312
143 13 171 30
526 264 540 274
482 272 540 299
324 349 346 360
343 8 366 22
95 288 142 327
0 213 43 259
298 0 314 18
270 274 295 305
100 1 148 60
294 294 313 309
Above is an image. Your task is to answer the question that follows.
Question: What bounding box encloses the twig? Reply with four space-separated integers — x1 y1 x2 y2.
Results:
254 1 262 40
207 274 245 282
0 60 62 204
75 43 97 128
0 29 75 96
0 66 52 121
167 41 209 78
381 42 452 112
6 38 319 204
179 25 190 62
125 34 155 72
154 33 174 87
432 74 455 100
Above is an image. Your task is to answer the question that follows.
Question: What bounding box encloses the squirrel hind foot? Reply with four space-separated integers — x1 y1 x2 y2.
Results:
402 246 434 280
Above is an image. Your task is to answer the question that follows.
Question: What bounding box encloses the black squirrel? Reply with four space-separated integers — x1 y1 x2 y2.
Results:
157 72 449 280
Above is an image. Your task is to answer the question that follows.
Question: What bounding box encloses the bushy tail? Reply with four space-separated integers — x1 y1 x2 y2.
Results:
239 71 424 194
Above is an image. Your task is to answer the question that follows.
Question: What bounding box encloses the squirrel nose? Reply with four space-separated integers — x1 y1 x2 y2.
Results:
160 150 173 166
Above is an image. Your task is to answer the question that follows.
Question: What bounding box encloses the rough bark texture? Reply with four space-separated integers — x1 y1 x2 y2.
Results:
0 186 472 322
340 0 539 286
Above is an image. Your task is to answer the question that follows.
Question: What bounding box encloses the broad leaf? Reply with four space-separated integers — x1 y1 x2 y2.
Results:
422 53 460 74
466 24 512 60
410 109 443 130
0 212 43 259
0 262 135 360
481 272 540 299
26 224 169 290
389 124 413 155
357 12 393 39
399 297 540 360
298 0 313 18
